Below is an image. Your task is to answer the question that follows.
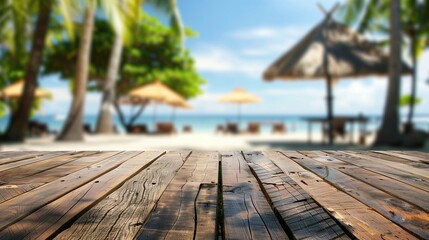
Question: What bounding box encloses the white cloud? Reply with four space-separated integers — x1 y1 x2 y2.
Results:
41 87 101 115
193 46 266 77
232 26 309 57
230 26 307 40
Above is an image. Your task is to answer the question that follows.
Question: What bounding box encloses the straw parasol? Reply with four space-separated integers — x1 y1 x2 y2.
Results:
219 88 261 123
164 97 192 122
263 5 411 145
129 81 182 102
128 81 189 123
0 80 51 99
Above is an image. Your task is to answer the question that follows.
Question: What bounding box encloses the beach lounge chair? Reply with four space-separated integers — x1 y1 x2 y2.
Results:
156 122 176 134
183 125 192 133
226 123 239 134
83 124 92 134
247 122 260 134
272 122 286 134
215 124 225 133
28 120 49 137
129 124 148 134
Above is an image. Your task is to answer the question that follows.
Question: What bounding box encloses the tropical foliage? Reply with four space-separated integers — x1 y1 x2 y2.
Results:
0 0 204 140
44 14 204 99
43 11 204 132
339 0 429 126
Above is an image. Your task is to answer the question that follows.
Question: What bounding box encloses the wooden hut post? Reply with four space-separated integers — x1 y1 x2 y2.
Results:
326 75 334 145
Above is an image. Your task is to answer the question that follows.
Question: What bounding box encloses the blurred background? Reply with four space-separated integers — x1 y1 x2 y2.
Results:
0 0 428 151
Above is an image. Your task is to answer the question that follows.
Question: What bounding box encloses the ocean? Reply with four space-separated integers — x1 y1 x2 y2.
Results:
1 113 428 135
0 114 429 133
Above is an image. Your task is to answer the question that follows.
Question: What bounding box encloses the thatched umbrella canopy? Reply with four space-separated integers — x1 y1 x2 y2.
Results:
263 8 411 144
128 81 188 124
218 88 261 123
164 97 192 122
0 80 51 99
129 81 182 102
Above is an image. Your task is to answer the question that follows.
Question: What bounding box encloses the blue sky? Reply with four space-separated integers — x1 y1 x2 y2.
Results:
40 0 429 117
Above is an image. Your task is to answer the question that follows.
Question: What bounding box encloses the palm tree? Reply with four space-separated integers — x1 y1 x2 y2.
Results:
340 0 429 133
375 0 402 145
57 2 96 141
95 0 184 134
95 0 142 133
402 0 429 131
2 0 53 142
147 0 185 51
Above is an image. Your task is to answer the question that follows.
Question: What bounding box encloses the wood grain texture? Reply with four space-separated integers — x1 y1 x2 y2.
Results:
0 151 71 173
222 151 288 240
0 151 165 240
10 151 119 184
281 151 429 239
374 151 429 163
243 151 350 240
0 151 97 180
0 152 118 204
0 152 49 165
347 151 429 179
54 151 189 240
391 151 429 161
137 151 219 240
325 151 429 192
0 151 141 231
300 151 429 211
265 151 418 240
0 150 427 240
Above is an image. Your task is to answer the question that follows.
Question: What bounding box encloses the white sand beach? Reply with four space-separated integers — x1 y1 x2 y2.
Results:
0 132 394 151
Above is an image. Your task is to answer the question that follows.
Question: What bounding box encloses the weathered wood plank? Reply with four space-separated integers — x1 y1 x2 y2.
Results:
54 151 189 240
0 152 49 165
0 151 99 181
0 152 119 204
137 151 219 240
281 151 429 239
0 183 45 204
325 150 429 192
0 151 71 173
374 151 429 163
0 151 165 240
265 151 418 240
300 151 429 211
393 151 429 160
222 151 288 240
0 151 142 231
243 151 350 240
10 151 119 184
348 151 429 179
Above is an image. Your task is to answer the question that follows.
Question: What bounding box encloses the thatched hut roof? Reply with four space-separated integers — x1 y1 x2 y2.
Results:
263 17 411 81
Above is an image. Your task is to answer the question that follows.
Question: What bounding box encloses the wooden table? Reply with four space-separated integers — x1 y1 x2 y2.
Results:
303 116 369 144
0 151 427 239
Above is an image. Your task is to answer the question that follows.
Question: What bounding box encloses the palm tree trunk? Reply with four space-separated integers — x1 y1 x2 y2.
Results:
374 0 402 146
406 31 417 132
95 33 123 133
3 0 52 142
57 5 96 141
170 0 185 52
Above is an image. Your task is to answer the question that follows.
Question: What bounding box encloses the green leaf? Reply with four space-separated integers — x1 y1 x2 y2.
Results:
400 94 422 107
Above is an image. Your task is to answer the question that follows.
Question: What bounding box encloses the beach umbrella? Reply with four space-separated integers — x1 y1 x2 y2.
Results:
164 96 192 121
263 6 411 145
218 88 261 123
0 80 51 99
129 81 183 102
128 80 186 123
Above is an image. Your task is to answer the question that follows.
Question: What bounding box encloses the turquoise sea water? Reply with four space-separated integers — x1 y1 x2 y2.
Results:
1 114 428 134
